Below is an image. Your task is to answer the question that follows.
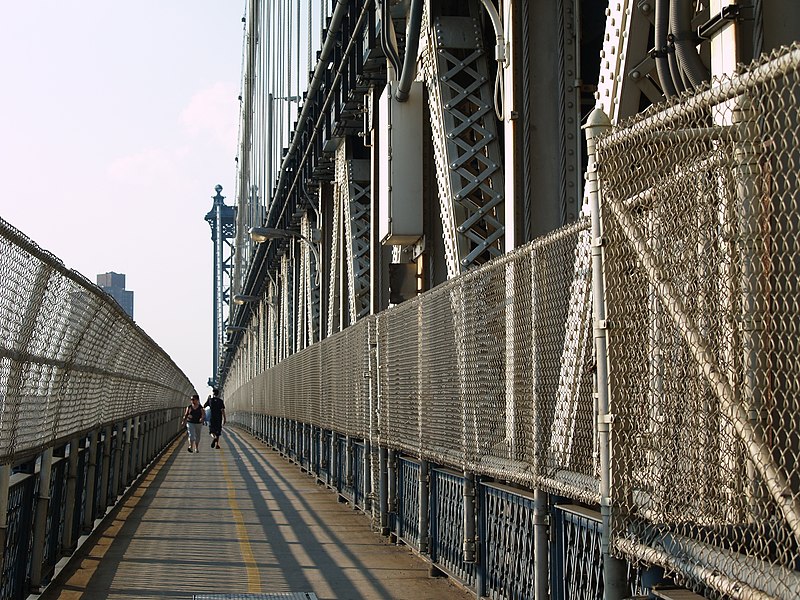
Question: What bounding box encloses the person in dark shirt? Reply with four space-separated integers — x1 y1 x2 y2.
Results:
181 394 205 453
204 388 226 449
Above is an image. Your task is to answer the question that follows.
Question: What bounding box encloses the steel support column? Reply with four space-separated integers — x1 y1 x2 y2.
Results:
29 448 53 590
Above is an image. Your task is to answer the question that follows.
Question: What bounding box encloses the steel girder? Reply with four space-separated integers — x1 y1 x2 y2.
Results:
424 8 505 278
342 149 371 323
327 150 345 336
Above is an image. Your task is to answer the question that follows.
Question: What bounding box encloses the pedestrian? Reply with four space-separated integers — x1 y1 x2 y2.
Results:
205 388 226 449
181 394 205 453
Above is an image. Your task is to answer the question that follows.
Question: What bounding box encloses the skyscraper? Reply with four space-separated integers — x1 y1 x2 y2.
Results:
97 272 134 319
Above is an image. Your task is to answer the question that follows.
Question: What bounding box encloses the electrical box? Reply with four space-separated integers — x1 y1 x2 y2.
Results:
378 81 423 245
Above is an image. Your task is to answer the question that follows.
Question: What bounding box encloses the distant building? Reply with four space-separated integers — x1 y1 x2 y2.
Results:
97 272 134 318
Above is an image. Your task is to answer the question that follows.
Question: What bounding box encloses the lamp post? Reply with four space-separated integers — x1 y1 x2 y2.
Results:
248 227 322 284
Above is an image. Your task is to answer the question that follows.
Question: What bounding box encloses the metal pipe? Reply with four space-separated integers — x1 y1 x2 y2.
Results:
478 0 506 63
121 418 132 488
655 0 678 97
395 0 424 102
584 107 628 599
331 431 339 488
380 0 402 76
132 415 141 475
670 0 710 87
616 538 780 600
734 96 768 521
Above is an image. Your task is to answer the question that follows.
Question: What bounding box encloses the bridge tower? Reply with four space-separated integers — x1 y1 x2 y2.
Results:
205 184 236 388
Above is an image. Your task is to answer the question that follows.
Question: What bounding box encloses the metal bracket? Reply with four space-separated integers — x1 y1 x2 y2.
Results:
697 4 740 41
598 413 615 425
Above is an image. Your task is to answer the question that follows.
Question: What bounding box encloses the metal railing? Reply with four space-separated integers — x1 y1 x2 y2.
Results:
0 218 193 598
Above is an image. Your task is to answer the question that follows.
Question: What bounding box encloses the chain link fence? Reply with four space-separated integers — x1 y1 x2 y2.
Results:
596 45 800 598
227 219 599 502
0 218 194 463
223 41 800 600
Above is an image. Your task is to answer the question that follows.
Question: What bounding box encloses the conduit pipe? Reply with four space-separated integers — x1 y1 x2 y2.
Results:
670 0 709 87
584 107 628 599
381 0 402 76
395 0 424 102
655 0 678 97
478 0 506 63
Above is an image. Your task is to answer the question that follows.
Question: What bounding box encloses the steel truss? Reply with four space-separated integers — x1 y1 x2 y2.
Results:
341 145 371 323
423 4 505 278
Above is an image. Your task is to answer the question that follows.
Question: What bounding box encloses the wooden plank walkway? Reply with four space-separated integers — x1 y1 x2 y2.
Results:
35 428 473 600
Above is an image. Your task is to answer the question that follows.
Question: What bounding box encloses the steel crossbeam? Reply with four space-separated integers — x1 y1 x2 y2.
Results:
327 150 345 335
424 11 505 278
297 213 322 350
342 150 371 323
596 0 653 123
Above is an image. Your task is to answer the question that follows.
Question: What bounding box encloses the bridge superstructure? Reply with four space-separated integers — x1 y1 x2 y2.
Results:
218 1 800 598
205 184 237 388
1 2 800 599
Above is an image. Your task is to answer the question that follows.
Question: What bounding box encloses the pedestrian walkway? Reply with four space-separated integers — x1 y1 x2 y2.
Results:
36 428 473 600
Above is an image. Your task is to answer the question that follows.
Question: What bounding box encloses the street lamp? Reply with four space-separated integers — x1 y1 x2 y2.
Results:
232 294 260 305
248 227 322 284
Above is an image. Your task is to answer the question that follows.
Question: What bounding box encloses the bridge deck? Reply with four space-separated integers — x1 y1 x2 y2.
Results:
36 428 472 600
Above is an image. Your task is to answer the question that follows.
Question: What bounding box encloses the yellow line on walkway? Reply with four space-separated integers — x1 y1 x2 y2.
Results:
221 450 262 592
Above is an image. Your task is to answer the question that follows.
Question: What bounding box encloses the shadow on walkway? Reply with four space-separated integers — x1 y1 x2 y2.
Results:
36 427 473 600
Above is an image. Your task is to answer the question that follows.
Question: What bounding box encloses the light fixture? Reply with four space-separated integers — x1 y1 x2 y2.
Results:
249 227 322 285
232 294 260 305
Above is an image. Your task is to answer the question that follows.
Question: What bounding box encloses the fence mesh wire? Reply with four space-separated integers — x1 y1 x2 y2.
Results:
597 45 800 598
0 218 194 463
228 220 598 501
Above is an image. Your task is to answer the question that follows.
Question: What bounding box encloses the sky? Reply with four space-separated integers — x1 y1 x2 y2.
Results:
1 2 246 396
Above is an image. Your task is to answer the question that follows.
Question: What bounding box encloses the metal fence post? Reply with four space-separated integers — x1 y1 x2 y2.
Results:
476 479 486 597
463 472 476 563
62 437 80 553
345 435 353 489
534 488 550 600
379 446 389 535
110 423 122 500
585 107 627 599
419 460 430 554
98 425 112 512
121 418 132 487
387 448 397 541
0 463 10 572
30 448 53 590
83 429 99 532
330 431 339 489
132 416 141 476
